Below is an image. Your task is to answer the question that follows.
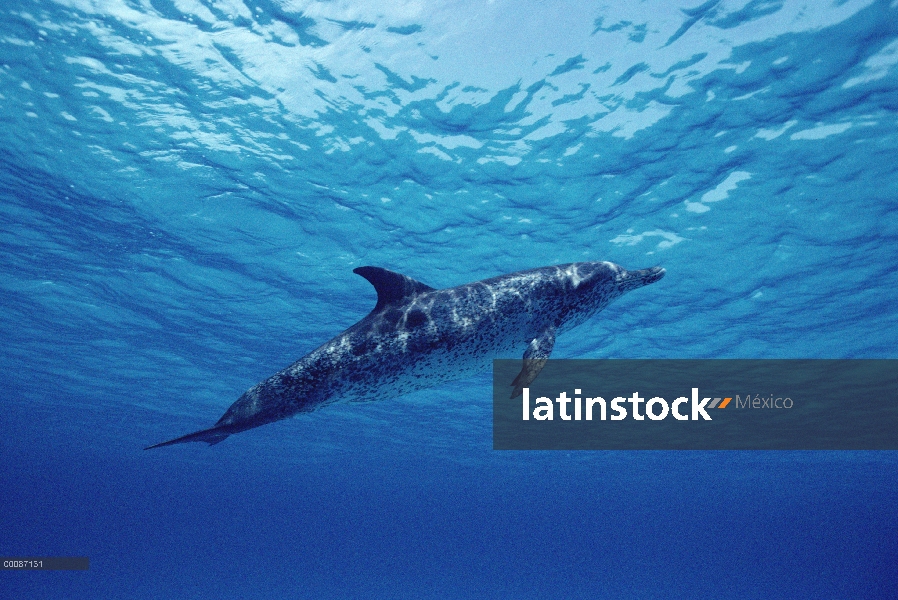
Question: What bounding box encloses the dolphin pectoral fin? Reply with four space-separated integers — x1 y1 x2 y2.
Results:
144 425 231 450
510 326 556 398
510 360 548 398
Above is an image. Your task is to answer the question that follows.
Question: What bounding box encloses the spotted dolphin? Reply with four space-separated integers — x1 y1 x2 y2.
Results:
146 262 664 449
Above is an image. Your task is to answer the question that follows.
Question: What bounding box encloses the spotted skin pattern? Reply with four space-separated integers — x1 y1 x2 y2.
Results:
146 261 664 449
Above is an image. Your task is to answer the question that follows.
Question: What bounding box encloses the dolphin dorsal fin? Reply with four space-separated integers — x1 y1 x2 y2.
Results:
353 266 435 311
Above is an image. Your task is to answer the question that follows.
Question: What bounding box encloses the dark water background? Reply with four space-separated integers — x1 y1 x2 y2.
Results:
2 0 897 597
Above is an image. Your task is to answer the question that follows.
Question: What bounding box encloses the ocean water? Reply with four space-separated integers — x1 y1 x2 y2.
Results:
2 0 898 597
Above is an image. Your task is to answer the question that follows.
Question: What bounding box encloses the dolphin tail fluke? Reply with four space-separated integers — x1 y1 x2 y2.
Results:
145 425 231 450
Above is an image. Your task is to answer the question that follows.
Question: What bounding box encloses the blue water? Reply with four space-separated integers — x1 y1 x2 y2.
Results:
2 0 897 597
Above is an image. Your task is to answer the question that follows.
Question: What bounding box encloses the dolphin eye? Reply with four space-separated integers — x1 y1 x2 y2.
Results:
406 310 427 328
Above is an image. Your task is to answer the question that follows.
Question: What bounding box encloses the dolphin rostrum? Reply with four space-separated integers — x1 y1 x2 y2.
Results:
146 261 664 449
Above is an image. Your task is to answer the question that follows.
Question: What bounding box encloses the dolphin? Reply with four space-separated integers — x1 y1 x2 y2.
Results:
146 261 664 449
